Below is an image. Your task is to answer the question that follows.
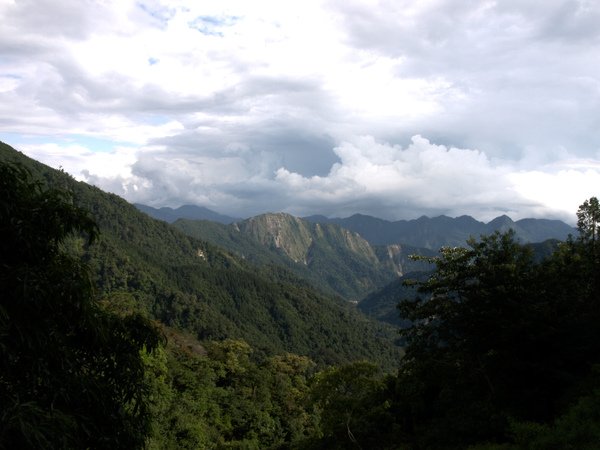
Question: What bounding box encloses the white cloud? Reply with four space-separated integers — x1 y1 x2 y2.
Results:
22 135 595 225
509 163 600 221
275 136 518 219
2 0 600 223
18 142 138 180
273 136 599 223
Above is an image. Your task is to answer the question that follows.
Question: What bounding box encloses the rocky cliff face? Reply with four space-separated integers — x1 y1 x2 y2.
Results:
174 212 435 300
381 244 405 276
235 213 314 263
225 213 400 299
373 243 437 278
235 213 380 267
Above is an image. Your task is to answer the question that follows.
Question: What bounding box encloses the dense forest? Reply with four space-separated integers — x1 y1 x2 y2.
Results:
2 141 600 448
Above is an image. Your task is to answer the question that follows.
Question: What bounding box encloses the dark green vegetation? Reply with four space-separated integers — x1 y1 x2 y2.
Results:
0 144 399 449
361 240 561 327
173 214 432 300
358 272 426 327
0 163 162 449
304 212 575 248
0 142 401 369
293 206 600 449
345 203 600 449
3 138 600 449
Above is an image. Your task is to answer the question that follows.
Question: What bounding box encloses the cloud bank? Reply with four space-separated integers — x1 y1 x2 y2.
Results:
1 0 600 223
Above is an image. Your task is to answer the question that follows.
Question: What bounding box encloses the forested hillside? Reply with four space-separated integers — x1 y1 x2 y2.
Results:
0 141 401 367
173 215 433 300
3 139 600 449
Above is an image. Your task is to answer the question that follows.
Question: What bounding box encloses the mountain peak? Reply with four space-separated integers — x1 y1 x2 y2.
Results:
305 212 574 248
135 203 239 224
487 215 515 228
236 213 313 263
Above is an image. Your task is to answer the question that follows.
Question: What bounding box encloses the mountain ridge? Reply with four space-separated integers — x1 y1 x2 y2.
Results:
173 213 434 301
0 141 402 368
135 202 575 250
135 203 240 224
303 212 575 248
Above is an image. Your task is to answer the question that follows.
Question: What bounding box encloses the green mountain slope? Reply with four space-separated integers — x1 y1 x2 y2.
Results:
0 141 402 368
358 272 427 327
173 214 432 300
361 238 564 329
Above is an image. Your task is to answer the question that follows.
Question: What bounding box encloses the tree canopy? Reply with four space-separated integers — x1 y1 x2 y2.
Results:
0 163 162 449
388 202 600 449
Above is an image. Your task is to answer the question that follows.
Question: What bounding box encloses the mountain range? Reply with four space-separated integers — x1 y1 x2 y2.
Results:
303 213 575 248
0 141 402 368
1 138 576 368
2 140 596 449
134 203 239 224
173 214 436 301
136 204 575 250
136 203 573 304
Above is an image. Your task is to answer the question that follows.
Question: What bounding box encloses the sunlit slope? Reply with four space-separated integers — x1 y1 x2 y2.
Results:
0 141 403 368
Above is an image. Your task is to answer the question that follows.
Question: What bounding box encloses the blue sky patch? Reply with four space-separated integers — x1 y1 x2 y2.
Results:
188 15 239 36
0 133 129 153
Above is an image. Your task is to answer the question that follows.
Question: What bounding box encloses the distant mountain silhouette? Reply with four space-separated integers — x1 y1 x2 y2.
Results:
135 203 239 224
303 213 575 249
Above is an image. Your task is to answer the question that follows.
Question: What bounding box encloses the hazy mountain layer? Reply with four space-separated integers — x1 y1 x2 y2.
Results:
304 213 575 249
135 203 239 224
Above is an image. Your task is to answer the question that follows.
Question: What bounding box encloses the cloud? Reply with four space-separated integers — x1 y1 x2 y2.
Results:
275 136 519 219
332 0 600 157
2 0 600 223
21 134 597 225
273 136 599 223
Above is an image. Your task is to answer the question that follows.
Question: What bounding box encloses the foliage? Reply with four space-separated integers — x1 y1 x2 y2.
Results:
143 330 321 449
0 162 162 449
173 216 400 301
577 196 600 247
306 361 399 450
0 141 403 370
6 139 600 449
386 204 600 449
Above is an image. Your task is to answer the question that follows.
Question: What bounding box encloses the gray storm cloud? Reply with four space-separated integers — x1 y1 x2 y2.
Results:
53 135 570 222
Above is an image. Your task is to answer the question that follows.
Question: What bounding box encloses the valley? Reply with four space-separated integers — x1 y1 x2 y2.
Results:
3 140 596 449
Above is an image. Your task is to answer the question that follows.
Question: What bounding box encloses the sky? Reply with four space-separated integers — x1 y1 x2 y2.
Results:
1 0 600 224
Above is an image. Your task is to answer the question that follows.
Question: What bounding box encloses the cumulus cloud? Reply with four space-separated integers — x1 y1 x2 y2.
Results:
274 136 518 219
22 135 597 225
275 136 600 223
2 0 600 223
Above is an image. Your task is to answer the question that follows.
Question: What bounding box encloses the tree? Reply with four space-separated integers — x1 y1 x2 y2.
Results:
575 197 600 295
396 231 549 447
394 215 600 448
0 163 162 449
307 361 395 450
577 196 600 247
